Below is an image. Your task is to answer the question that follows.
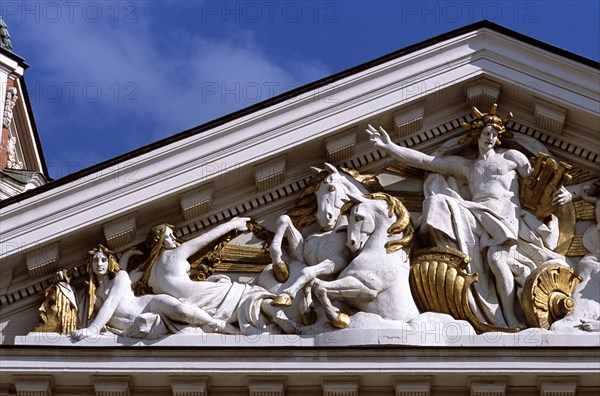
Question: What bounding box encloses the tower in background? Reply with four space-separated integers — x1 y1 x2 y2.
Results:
0 16 47 199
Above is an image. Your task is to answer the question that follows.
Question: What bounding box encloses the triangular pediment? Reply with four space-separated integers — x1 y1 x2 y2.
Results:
1 22 599 344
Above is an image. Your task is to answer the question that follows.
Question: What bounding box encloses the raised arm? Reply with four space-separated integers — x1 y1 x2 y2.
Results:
366 125 465 178
118 249 143 271
71 271 130 341
175 217 250 259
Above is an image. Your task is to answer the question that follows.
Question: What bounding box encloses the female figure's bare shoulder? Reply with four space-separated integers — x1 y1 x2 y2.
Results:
113 270 132 285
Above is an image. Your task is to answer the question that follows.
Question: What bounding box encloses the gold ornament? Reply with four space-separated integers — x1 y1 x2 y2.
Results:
410 247 518 334
521 264 582 329
519 152 572 220
459 104 513 146
190 225 272 280
34 270 78 335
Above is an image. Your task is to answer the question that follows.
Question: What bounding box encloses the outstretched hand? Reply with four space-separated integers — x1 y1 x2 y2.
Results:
71 327 96 342
228 216 251 233
366 124 392 150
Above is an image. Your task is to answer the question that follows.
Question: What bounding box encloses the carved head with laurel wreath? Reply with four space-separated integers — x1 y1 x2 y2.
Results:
459 104 513 147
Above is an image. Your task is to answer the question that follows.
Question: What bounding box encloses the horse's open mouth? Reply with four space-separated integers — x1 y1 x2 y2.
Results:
349 240 364 254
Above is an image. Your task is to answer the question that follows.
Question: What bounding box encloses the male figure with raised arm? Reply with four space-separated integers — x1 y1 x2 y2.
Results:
367 106 571 327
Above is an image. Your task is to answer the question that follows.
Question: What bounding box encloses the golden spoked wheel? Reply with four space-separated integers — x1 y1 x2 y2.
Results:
522 264 582 329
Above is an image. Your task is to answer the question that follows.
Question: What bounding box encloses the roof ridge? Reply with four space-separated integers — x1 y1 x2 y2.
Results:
0 16 14 51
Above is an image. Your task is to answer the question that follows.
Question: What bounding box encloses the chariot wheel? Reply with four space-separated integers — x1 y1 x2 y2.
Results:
521 264 582 329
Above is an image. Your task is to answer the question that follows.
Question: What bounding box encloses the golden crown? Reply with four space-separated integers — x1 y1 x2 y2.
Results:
458 104 513 145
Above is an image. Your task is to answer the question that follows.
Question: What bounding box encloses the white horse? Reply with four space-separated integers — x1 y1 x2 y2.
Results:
313 192 420 328
269 163 379 324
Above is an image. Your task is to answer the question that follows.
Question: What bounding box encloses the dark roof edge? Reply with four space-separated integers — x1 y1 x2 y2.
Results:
478 21 598 68
0 46 29 70
1 169 48 184
19 77 50 178
1 20 598 208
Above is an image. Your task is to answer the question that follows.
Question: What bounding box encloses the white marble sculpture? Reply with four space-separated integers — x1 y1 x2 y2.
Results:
367 109 573 328
268 164 369 322
71 245 237 341
553 180 600 332
313 192 419 328
136 218 299 335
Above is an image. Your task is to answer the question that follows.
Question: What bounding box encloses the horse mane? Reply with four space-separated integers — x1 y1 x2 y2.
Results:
342 192 414 254
340 167 383 193
286 167 382 229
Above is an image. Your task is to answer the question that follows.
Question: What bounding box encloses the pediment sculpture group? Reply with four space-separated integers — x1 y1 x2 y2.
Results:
35 105 600 341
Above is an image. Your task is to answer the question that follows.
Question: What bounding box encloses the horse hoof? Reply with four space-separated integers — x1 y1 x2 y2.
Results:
271 294 292 307
273 262 289 283
333 313 350 329
300 309 318 326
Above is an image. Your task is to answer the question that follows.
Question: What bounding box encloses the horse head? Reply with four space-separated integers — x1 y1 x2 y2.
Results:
343 192 414 255
313 192 418 327
344 193 377 254
314 163 366 231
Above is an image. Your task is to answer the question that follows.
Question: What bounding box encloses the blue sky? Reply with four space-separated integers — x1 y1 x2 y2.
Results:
2 1 599 179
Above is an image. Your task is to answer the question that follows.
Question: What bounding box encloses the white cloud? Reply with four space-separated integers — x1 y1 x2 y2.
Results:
5 4 331 176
